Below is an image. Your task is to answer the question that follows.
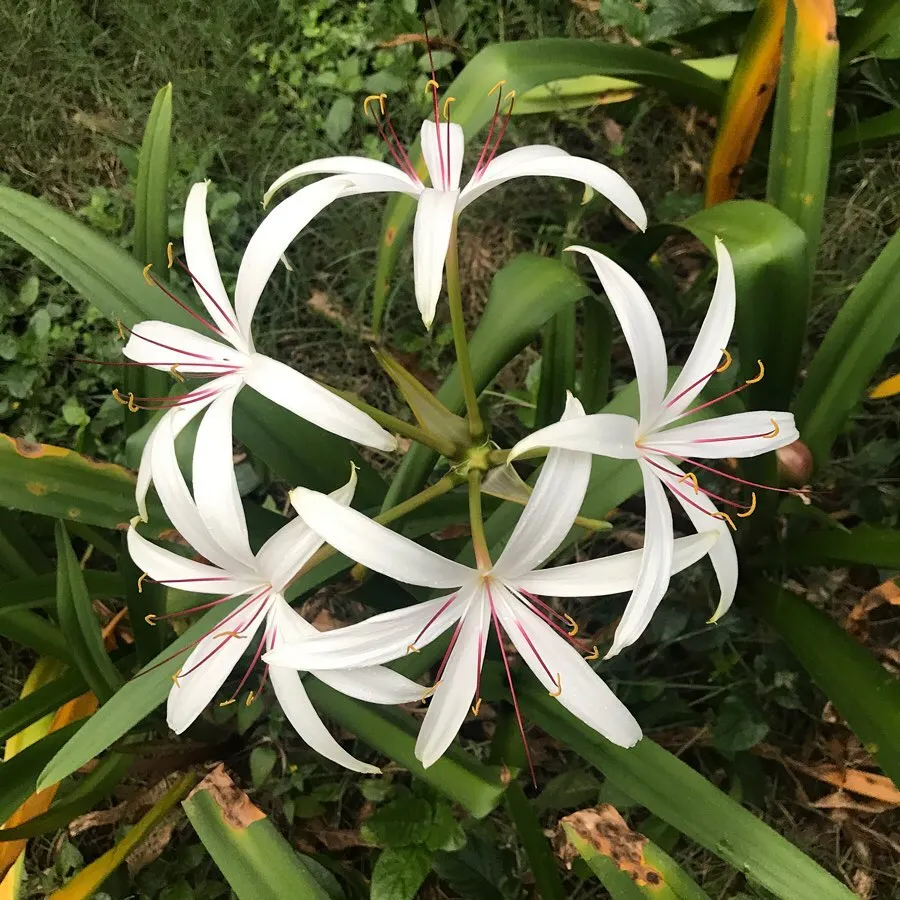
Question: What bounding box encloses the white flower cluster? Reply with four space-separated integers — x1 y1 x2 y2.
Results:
125 108 798 774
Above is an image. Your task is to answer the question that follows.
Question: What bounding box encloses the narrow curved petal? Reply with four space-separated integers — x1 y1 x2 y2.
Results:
663 460 737 623
568 247 667 427
412 188 458 328
256 467 357 592
264 156 419 206
420 120 465 191
167 597 269 734
263 593 462 671
605 461 674 658
268 664 379 774
290 487 473 589
655 238 735 427
458 152 646 231
415 592 489 768
514 531 717 597
492 585 641 747
494 394 592 578
243 354 397 452
123 321 243 375
467 146 569 189
191 385 255 568
508 413 639 462
313 667 422 705
651 411 798 459
127 525 260 595
135 384 223 522
150 396 253 573
183 182 244 349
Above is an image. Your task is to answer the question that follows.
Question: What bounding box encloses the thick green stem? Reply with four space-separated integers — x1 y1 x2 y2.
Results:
467 470 491 570
445 220 485 442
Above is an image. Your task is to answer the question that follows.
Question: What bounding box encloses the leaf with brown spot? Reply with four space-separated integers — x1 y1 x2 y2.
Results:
186 764 266 830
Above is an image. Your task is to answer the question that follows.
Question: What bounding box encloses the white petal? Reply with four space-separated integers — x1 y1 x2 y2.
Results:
568 247 668 428
191 385 255 568
420 120 465 191
514 531 718 597
650 411 798 459
263 593 463 671
127 525 259 595
242 354 397 452
264 156 420 206
256 467 357 592
663 461 737 622
458 150 646 231
415 592 489 768
268 664 379 774
313 667 422 704
123 321 244 376
508 413 639 462
606 461 674 658
149 390 254 573
494 394 592 578
167 596 269 734
655 238 735 427
183 182 245 349
290 487 473 588
412 188 458 328
492 584 641 747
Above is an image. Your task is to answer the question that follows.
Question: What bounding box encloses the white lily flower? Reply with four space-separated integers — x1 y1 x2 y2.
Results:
509 242 800 658
263 88 646 328
121 180 397 520
265 395 717 770
127 440 421 774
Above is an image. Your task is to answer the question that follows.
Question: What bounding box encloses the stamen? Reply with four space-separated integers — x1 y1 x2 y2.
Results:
435 618 465 683
477 92 515 175
116 318 126 340
717 349 732 373
245 691 256 706
115 319 226 363
680 419 781 444
423 27 447 189
585 646 600 661
144 614 156 626
406 644 420 655
473 84 505 177
411 594 458 647
420 680 441 701
142 264 224 338
142 263 155 286
166 242 174 268
713 511 737 531
647 459 750 510
442 96 456 119
515 589 595 654
746 359 765 384
548 673 562 698
169 255 239 332
766 418 780 438
471 697 482 716
172 669 182 687
679 471 700 494
363 93 387 117
515 621 557 685
664 478 741 530
488 80 506 96
137 572 148 593
564 614 579 637
472 634 483 718
169 363 185 383
737 492 757 518
424 78 440 96
213 630 247 640
218 698 236 707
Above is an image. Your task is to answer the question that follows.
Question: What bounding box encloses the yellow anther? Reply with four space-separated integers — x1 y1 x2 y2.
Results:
548 674 562 698
713 511 737 532
737 491 757 519
219 698 236 707
678 471 700 494
127 394 139 413
166 242 174 268
564 614 579 637
420 680 442 702
745 359 765 384
716 348 732 373
363 93 387 117
503 89 516 109
245 691 256 707
144 613 156 626
425 78 440 96
112 388 127 406
406 643 420 655
116 318 126 340
137 572 148 594
213 630 246 640
171 669 182 687
142 263 154 286
442 96 456 120
585 646 600 661
766 418 780 438
112 389 139 412
471 697 482 717
169 363 185 383
488 79 507 96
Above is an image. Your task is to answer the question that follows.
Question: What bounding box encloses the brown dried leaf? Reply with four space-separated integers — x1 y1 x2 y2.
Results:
187 764 265 829
803 766 900 805
556 805 663 887
125 814 179 874
845 578 900 640
810 791 896 814
69 774 181 837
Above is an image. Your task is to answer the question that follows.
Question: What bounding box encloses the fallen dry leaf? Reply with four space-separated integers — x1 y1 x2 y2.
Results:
556 805 663 887
845 577 900 641
187 764 265 829
125 814 180 874
803 766 900 805
810 791 897 814
69 774 183 837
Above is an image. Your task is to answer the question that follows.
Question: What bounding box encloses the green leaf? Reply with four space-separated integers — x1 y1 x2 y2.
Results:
249 745 277 788
183 779 332 900
534 770 603 813
55 521 123 703
710 695 769 754
683 200 809 410
0 433 168 534
833 109 900 155
0 571 122 615
777 524 900 568
118 539 165 667
535 306 576 428
521 690 855 900
385 254 590 504
0 509 49 577
0 610 70 663
370 846 433 900
792 227 900 464
129 83 174 434
752 583 900 786
0 674 88 745
361 793 434 848
766 0 839 273
372 39 725 331
839 0 900 62
579 298 613 413
504 783 566 900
